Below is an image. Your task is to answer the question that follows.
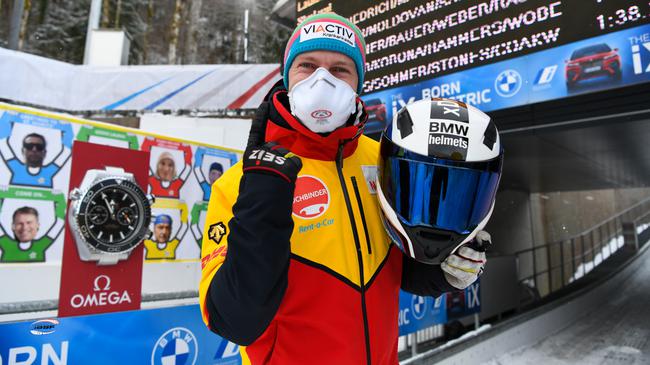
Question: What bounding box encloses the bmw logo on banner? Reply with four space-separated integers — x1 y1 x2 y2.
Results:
411 295 427 320
494 69 523 98
151 327 198 365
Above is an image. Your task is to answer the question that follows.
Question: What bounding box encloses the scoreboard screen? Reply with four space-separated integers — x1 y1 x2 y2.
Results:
296 0 650 94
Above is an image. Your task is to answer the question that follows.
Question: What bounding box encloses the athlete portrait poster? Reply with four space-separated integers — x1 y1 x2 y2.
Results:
193 146 238 202
189 147 238 248
0 104 242 266
141 137 193 199
144 198 190 260
0 186 66 263
0 110 73 189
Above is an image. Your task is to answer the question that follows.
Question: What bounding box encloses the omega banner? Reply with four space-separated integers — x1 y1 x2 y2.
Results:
58 142 149 317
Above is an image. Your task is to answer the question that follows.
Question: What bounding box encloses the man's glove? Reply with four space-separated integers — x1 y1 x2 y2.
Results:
441 231 491 290
247 101 269 149
243 142 302 184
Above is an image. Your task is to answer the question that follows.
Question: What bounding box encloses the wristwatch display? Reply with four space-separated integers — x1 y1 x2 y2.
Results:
69 167 153 265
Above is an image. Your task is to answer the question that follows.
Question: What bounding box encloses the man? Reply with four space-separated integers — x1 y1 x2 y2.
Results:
199 13 485 365
153 214 172 243
208 162 223 185
144 214 181 260
198 162 224 201
0 206 58 262
22 133 47 169
0 132 69 188
12 206 39 243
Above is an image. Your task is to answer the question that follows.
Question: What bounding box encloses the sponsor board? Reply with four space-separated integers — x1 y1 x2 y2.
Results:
0 305 241 365
362 23 650 130
398 281 481 336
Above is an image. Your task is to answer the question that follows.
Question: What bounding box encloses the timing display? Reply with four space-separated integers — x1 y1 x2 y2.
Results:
296 0 650 94
596 3 650 31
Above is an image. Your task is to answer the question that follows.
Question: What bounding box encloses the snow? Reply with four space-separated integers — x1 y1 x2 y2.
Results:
480 244 650 365
570 235 625 281
400 325 493 364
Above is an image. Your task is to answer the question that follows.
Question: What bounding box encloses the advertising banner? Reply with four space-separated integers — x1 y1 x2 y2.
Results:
362 23 650 132
0 103 241 265
398 290 447 337
0 47 281 112
57 141 150 317
0 103 241 310
0 305 242 365
446 281 482 321
398 281 482 336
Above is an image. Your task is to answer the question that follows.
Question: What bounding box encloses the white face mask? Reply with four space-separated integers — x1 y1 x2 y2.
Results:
288 68 357 134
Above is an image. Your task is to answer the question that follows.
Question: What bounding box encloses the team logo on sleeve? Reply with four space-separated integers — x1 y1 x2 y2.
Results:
208 222 227 245
293 176 330 219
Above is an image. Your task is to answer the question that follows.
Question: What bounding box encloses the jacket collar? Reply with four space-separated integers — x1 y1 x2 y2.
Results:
264 87 367 161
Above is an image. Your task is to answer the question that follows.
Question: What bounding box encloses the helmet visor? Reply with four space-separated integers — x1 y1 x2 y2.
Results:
379 137 502 235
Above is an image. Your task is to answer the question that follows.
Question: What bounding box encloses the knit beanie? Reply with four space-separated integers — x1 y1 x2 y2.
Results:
283 13 366 94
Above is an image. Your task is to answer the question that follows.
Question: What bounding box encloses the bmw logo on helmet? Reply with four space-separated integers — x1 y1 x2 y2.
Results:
376 98 503 264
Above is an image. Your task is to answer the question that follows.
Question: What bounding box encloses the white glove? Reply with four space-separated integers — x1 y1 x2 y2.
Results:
441 232 490 289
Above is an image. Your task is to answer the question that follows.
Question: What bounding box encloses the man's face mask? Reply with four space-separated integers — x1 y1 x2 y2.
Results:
288 68 357 134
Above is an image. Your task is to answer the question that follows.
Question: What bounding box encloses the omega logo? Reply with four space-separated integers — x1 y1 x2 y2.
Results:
70 274 131 308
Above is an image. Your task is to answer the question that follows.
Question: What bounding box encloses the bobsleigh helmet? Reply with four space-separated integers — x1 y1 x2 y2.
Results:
376 98 503 264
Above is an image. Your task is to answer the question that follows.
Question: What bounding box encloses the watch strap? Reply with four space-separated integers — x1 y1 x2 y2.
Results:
97 253 128 266
104 166 126 174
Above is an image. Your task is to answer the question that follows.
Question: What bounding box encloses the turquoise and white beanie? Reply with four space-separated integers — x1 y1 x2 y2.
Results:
283 13 366 94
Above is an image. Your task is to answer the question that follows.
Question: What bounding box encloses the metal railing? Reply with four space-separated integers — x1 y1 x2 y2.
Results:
514 197 650 302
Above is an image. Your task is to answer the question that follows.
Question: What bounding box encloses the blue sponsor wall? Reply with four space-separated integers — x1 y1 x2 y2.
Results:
362 23 650 131
398 281 481 336
0 283 482 363
0 305 241 365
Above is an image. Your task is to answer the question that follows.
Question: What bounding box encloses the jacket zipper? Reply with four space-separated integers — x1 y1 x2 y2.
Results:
351 177 372 255
336 143 372 365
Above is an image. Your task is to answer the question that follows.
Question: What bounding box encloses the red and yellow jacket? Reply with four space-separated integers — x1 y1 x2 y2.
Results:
199 86 453 365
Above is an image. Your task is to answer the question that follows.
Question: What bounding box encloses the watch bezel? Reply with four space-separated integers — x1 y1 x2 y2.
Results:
74 177 152 255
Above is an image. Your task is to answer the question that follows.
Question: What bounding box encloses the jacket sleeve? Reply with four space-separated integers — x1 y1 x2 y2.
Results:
198 162 294 345
400 253 458 297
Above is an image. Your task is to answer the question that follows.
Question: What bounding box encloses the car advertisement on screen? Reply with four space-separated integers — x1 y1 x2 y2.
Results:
361 23 650 130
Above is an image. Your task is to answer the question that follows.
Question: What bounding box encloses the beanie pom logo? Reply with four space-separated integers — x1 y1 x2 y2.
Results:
300 22 356 48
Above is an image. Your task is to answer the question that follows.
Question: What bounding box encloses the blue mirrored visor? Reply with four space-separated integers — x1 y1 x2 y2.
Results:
379 137 502 234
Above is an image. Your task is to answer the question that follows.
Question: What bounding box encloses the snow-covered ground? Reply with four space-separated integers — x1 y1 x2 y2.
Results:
570 235 625 281
482 245 650 365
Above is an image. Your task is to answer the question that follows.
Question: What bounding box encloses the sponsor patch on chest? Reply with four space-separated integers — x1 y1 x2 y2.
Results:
293 175 330 219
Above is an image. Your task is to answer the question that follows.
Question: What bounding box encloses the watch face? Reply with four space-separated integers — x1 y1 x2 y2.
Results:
76 178 151 254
